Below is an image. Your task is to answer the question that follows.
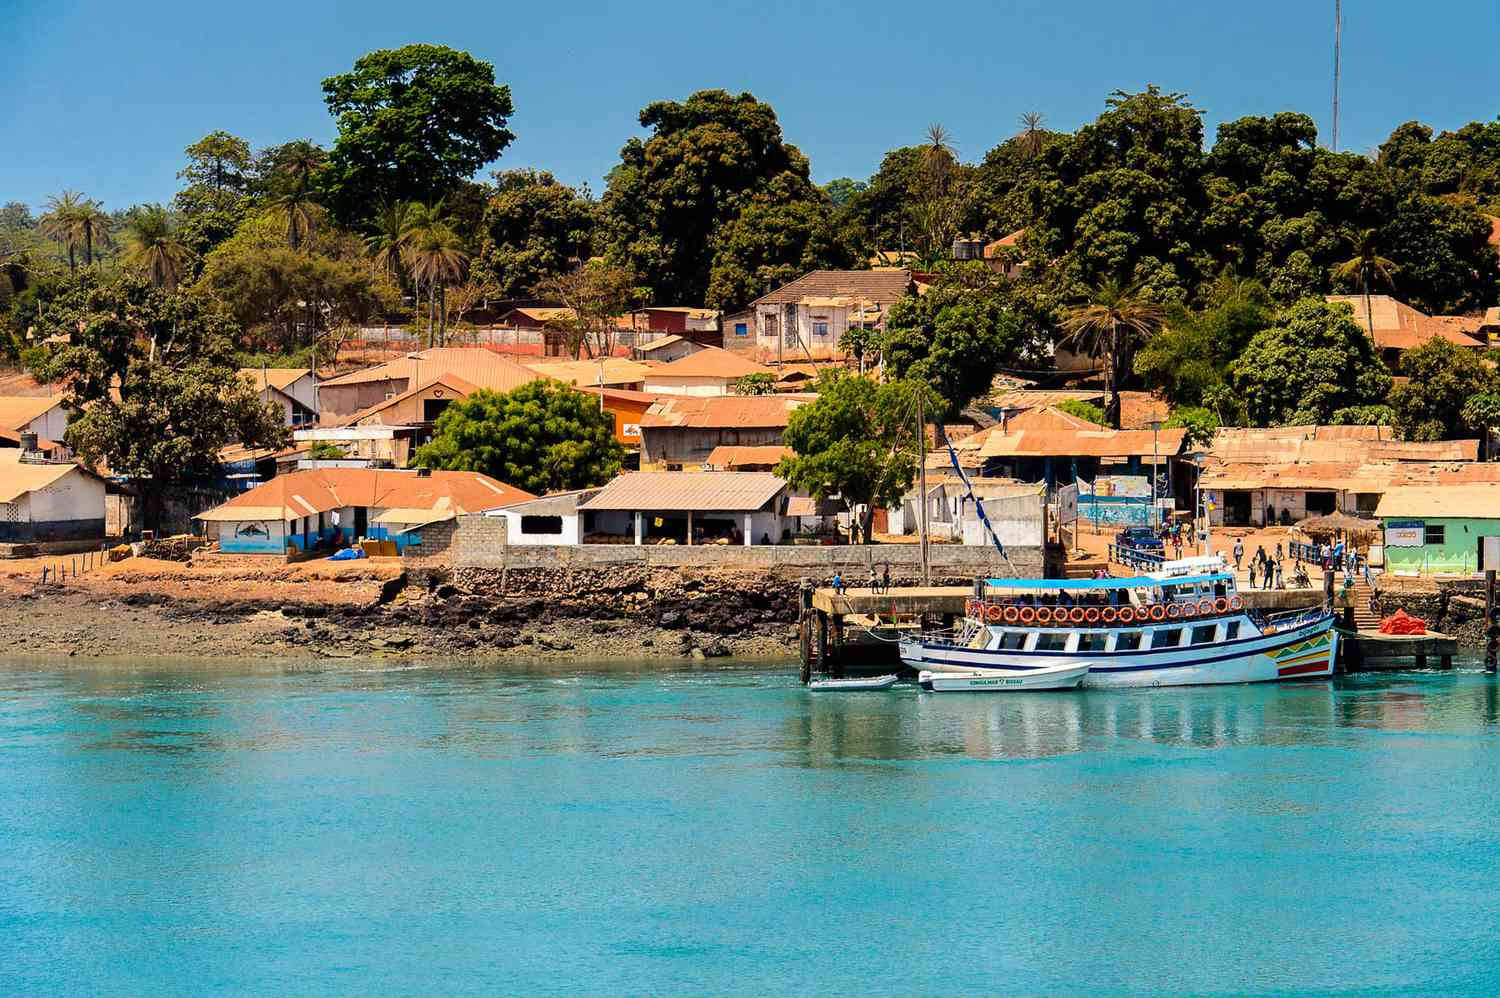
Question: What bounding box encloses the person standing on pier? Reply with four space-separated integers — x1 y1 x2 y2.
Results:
1233 538 1244 571
1249 560 1259 589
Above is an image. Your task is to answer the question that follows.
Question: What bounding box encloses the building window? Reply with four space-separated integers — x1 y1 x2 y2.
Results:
812 319 829 339
734 322 748 337
1424 524 1445 545
520 515 565 535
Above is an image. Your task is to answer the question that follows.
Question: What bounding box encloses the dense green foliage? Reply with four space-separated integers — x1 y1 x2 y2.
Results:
1057 399 1107 425
320 45 515 224
882 270 1023 415
412 380 624 494
1134 278 1274 407
26 273 287 525
476 170 597 298
1230 300 1393 425
778 374 939 543
1388 338 1500 440
1164 406 1219 447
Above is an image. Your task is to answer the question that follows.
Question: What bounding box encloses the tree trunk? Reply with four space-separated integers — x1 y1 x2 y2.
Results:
1108 318 1120 428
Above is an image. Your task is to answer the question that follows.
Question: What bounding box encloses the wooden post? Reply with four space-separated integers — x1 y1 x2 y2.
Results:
1486 569 1497 672
831 614 845 679
817 612 828 676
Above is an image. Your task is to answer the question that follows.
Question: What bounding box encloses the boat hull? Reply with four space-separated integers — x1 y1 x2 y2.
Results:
919 661 1089 692
807 674 900 691
901 615 1337 689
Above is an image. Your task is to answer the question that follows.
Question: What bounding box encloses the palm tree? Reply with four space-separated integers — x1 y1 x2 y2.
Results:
1016 112 1047 160
1060 280 1166 426
75 199 112 267
272 187 320 251
39 191 86 272
400 202 469 347
1331 229 1399 339
269 141 327 251
122 204 191 289
365 201 415 283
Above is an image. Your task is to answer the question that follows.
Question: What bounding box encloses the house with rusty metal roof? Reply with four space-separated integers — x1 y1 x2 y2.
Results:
637 394 811 470
739 269 920 361
640 347 772 397
196 466 533 556
317 348 541 423
239 367 318 426
578 471 790 546
1325 294 1486 367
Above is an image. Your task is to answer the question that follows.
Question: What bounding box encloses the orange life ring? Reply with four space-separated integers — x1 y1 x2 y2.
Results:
1149 605 1166 622
1003 606 1020 625
986 604 1004 623
1118 606 1135 624
1069 607 1086 624
1166 603 1182 619
1199 599 1214 616
1229 596 1244 611
1084 607 1101 624
1214 597 1229 614
1101 606 1118 624
1183 603 1198 619
1035 606 1052 625
1018 606 1036 624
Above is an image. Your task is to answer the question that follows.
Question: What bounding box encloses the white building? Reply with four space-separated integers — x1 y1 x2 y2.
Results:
0 449 107 542
577 472 790 545
641 348 772 397
483 489 602 546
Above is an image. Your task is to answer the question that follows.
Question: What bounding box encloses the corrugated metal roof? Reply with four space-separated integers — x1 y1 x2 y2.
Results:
198 468 535 521
640 395 808 430
0 450 92 503
752 270 915 307
525 358 656 387
320 348 540 392
647 347 771 380
1376 486 1500 519
342 374 478 427
0 395 65 431
705 445 791 469
1326 294 1486 351
240 368 312 392
978 427 1188 460
579 472 786 512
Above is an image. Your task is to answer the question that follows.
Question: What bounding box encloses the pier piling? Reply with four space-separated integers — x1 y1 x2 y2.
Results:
1487 570 1497 673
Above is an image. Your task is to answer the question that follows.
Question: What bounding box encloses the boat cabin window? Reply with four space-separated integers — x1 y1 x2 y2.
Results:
1150 627 1184 650
1223 621 1240 641
1191 624 1218 646
1113 631 1143 652
997 630 1028 651
1078 632 1108 653
1034 633 1069 652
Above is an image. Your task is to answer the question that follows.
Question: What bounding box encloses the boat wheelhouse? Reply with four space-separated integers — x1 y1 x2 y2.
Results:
899 557 1336 688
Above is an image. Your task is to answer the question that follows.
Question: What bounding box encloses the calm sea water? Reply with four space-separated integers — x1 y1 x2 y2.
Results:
3 658 1500 996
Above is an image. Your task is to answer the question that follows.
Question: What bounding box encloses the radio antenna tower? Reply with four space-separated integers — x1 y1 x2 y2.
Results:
1332 0 1343 151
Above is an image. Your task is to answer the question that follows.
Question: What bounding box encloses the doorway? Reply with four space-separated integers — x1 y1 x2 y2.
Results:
354 506 368 541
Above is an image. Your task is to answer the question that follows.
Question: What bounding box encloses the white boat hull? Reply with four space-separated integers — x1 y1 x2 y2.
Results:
807 674 900 691
919 661 1089 692
901 614 1337 689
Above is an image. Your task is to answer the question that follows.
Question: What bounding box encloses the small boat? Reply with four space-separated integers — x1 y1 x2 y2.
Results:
918 661 1089 692
807 674 900 691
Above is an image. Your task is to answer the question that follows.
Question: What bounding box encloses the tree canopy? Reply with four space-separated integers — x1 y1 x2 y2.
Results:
477 170 597 298
778 373 938 543
882 271 1023 416
1230 299 1392 425
412 380 624 494
1388 337 1499 440
321 45 515 224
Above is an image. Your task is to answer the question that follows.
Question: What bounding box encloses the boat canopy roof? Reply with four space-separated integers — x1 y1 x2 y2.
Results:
984 572 1234 592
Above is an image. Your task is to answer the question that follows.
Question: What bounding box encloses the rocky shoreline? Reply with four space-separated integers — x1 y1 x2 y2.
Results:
0 563 838 664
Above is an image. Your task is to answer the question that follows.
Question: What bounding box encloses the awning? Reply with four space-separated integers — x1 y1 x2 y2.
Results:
197 505 287 522
373 508 456 530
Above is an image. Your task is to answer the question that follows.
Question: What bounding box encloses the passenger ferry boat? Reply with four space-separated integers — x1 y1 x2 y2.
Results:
899 556 1337 689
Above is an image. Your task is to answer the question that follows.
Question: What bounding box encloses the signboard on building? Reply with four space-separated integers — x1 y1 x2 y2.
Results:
1056 483 1078 525
1484 536 1500 572
1385 520 1424 548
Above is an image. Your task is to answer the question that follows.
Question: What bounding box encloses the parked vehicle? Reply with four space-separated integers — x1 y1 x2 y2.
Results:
1114 526 1163 553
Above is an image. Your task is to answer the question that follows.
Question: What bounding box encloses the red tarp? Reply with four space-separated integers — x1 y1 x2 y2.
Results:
1378 609 1427 635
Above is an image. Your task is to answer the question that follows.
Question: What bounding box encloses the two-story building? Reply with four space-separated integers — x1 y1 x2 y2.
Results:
738 270 918 360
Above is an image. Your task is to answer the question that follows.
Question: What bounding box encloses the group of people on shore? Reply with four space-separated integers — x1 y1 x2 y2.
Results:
830 564 892 595
1232 538 1289 590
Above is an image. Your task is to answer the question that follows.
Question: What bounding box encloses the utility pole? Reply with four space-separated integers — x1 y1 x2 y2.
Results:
1332 0 1343 152
917 388 931 587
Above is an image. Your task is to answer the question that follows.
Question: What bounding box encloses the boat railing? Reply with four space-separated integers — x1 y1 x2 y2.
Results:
1252 604 1330 633
1108 544 1164 571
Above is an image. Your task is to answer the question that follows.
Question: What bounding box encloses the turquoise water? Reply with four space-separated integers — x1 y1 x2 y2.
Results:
3 661 1500 996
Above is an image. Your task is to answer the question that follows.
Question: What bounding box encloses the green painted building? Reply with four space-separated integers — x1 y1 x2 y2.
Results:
1376 487 1500 575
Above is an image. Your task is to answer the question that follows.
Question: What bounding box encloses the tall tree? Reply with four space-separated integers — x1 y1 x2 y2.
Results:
39 191 86 272
603 89 820 303
28 273 288 528
476 170 597 298
778 374 940 544
1059 280 1166 424
400 201 468 346
705 174 854 309
413 380 623 493
321 45 515 224
882 269 1022 416
1231 298 1392 425
122 205 191 289
533 261 635 360
1388 337 1499 440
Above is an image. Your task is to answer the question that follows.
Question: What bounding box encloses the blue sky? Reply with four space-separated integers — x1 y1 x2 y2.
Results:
5 0 1500 213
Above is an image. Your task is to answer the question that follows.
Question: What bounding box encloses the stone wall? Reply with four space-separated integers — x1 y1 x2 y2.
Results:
441 513 1043 577
1372 584 1487 647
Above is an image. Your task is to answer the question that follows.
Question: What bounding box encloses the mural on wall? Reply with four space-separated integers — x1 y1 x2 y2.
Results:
224 520 284 554
235 522 270 539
